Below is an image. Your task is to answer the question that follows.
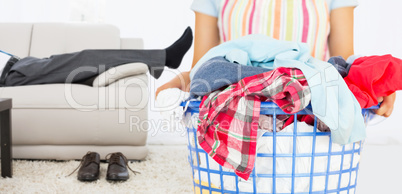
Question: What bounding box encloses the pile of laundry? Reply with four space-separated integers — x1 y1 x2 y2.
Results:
188 34 402 180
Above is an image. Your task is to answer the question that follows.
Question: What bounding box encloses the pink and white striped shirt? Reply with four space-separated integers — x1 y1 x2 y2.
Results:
191 0 358 61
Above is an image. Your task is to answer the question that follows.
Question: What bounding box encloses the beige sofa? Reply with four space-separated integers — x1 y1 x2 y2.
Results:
0 23 150 160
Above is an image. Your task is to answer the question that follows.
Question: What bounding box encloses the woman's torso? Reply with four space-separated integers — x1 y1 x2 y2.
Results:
216 0 331 60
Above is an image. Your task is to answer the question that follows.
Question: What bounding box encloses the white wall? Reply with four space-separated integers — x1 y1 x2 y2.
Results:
354 0 402 146
0 0 401 192
353 1 402 193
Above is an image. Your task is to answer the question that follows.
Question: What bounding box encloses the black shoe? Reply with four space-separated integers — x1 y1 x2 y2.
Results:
105 152 140 181
67 151 100 181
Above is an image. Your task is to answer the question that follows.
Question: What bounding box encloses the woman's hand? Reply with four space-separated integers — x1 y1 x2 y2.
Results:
375 92 397 117
155 71 191 99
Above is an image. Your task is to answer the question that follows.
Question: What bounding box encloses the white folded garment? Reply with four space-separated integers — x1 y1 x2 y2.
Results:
0 50 12 75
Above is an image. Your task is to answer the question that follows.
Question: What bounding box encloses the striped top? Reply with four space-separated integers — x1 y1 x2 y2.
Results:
191 0 358 60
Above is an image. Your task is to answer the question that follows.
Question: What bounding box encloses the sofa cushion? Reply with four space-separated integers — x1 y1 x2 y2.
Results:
30 23 121 58
0 23 33 57
0 74 148 109
93 62 149 87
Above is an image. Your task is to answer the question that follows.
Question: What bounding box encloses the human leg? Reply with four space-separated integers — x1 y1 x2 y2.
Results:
4 27 193 86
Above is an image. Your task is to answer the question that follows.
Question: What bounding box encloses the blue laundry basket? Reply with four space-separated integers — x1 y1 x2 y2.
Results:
181 101 377 194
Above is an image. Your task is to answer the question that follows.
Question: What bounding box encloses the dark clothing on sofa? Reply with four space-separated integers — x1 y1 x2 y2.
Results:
1 49 166 86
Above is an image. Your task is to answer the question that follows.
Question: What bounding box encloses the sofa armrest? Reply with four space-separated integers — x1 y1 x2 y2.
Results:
92 63 148 87
120 38 144 49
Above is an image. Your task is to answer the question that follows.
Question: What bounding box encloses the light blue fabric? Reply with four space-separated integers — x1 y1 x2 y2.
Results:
0 50 13 57
189 34 365 145
191 0 359 17
330 0 359 11
224 49 251 65
190 0 220 17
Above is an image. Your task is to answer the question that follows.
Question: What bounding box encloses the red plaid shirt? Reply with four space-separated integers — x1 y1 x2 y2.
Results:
197 67 310 180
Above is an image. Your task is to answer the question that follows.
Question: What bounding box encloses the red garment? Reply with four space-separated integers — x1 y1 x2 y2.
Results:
284 54 402 130
345 54 402 108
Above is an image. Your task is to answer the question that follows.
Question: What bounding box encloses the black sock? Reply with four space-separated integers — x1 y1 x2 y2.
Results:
165 27 193 69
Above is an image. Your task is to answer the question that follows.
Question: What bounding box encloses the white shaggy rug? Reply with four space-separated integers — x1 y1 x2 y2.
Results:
0 145 194 193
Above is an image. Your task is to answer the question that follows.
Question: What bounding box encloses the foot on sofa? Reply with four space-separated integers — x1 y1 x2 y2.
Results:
165 27 193 69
